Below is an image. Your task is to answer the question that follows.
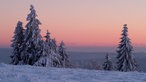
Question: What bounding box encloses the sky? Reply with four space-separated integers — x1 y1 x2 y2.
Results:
0 0 146 52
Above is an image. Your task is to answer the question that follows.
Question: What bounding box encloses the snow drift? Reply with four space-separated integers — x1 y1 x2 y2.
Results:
0 63 146 82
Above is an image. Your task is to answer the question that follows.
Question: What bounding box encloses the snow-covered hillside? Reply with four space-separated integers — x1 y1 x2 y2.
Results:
0 63 146 82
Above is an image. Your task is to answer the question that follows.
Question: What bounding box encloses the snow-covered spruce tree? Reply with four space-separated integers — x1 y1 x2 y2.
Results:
10 21 24 65
34 41 50 67
34 30 52 67
20 5 43 65
35 31 62 67
58 41 71 68
116 24 138 72
50 38 61 67
102 53 113 71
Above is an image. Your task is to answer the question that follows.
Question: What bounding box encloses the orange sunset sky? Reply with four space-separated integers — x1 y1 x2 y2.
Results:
0 0 146 50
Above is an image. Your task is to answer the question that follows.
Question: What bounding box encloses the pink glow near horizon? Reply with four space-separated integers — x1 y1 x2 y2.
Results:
0 0 146 48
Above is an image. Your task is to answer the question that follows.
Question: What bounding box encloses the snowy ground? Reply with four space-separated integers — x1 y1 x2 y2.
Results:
0 63 146 82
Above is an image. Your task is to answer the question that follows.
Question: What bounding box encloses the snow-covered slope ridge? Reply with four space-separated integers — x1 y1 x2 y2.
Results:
0 63 146 82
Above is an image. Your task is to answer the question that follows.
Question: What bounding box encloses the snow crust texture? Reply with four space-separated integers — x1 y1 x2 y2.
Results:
0 64 146 82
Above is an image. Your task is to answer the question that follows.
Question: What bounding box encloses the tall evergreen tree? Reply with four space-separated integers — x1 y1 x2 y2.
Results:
21 5 43 65
34 41 51 67
50 38 61 67
10 21 24 65
116 24 138 72
58 41 71 67
34 30 52 67
35 30 62 67
44 30 55 67
102 53 113 70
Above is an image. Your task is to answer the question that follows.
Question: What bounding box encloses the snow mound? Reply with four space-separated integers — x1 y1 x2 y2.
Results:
0 63 146 82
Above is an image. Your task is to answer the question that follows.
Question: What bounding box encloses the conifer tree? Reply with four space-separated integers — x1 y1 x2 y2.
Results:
58 41 71 67
34 41 50 66
44 30 55 67
50 38 61 67
10 21 24 65
116 24 138 72
21 5 43 65
35 31 62 67
34 30 52 67
102 53 113 70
